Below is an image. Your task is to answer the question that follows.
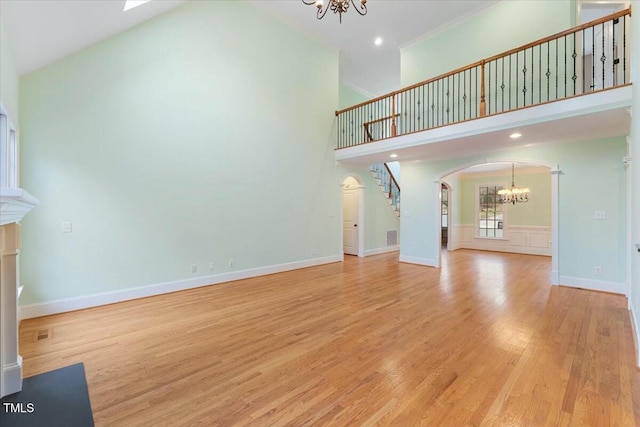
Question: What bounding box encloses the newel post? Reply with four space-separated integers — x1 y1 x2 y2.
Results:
391 94 397 137
480 60 487 117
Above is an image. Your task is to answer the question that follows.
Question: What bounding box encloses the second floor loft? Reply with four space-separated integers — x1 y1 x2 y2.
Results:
334 8 633 161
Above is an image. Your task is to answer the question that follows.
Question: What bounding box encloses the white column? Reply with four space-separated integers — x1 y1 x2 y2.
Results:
550 168 561 285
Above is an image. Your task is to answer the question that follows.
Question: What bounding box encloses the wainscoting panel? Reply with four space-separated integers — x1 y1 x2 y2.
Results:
451 224 551 256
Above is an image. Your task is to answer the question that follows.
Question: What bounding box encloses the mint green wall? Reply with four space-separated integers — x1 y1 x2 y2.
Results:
401 137 627 284
18 1 343 305
0 17 19 123
338 84 368 110
458 171 551 226
361 169 400 250
401 0 575 87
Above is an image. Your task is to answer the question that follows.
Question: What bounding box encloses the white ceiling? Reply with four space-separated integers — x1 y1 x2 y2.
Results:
1 0 497 96
0 0 187 74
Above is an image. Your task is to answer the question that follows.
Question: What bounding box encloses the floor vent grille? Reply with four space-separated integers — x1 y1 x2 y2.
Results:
387 230 398 246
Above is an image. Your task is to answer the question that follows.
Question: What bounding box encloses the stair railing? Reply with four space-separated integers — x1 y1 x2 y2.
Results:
371 163 401 214
335 8 631 149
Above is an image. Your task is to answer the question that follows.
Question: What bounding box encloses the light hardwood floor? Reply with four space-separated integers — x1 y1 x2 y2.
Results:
19 250 640 426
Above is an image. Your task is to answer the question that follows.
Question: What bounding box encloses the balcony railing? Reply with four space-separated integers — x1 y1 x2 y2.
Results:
335 8 632 149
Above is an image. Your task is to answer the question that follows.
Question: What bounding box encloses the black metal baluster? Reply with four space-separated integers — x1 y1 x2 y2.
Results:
490 62 491 114
591 25 595 91
571 33 584 95
501 57 505 112
601 22 605 89
516 51 519 107
522 49 527 107
623 15 627 83
532 45 535 105
555 38 558 100
612 18 617 86
447 76 451 124
451 76 455 123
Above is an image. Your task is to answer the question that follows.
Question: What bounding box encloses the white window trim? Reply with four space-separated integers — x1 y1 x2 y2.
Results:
474 182 508 240
0 105 19 190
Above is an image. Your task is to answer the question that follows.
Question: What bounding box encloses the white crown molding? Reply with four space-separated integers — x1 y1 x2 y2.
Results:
0 188 40 226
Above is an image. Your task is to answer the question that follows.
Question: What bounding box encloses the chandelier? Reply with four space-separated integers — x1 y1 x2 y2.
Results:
302 0 368 23
498 164 530 205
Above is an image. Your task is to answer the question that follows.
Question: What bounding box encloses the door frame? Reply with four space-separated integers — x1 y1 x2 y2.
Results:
341 174 365 258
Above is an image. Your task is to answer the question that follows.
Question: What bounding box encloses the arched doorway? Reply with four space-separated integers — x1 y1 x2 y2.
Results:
435 160 559 285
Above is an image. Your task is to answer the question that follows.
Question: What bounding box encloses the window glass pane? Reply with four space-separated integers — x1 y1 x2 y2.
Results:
478 185 503 237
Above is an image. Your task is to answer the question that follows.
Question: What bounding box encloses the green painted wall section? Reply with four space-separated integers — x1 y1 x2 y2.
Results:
401 137 627 284
361 169 400 250
338 84 368 110
457 170 551 226
18 1 344 305
0 17 19 123
401 0 575 87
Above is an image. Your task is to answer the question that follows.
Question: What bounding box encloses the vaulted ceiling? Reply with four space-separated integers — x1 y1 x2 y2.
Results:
1 0 497 96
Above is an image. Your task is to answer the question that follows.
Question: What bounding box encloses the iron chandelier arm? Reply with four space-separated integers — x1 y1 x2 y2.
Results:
351 0 367 16
301 0 331 20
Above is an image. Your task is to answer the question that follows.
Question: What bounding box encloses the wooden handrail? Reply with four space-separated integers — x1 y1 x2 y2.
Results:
335 7 631 118
335 60 482 116
484 7 631 64
363 113 400 127
384 163 400 192
363 113 400 142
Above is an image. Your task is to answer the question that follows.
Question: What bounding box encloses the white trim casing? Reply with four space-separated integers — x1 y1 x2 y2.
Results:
399 255 437 267
364 245 400 257
630 304 640 367
558 276 626 295
19 255 342 320
453 224 552 256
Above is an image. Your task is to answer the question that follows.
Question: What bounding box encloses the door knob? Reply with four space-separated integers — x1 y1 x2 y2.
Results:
354 224 358 227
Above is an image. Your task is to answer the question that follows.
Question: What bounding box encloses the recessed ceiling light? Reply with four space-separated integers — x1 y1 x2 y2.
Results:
510 132 522 139
374 37 383 46
390 153 398 158
123 0 152 11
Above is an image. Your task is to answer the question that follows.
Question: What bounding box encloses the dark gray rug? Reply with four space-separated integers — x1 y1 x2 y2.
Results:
0 363 94 427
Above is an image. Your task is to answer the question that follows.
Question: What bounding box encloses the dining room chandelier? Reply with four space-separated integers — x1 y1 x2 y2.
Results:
302 0 367 23
498 164 530 205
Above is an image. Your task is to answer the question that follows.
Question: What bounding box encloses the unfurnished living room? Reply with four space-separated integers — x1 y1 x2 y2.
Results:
1 0 640 425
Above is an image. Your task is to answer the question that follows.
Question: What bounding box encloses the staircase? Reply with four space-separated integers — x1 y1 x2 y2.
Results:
370 163 400 217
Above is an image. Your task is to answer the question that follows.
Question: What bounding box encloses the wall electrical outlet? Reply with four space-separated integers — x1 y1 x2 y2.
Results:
594 266 602 276
594 211 606 220
191 264 198 274
228 259 234 268
61 222 72 233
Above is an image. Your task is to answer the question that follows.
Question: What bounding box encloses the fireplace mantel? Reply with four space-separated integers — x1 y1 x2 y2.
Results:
1 187 39 398
1 188 40 226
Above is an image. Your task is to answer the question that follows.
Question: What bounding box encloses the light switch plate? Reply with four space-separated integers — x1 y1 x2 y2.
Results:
61 222 72 233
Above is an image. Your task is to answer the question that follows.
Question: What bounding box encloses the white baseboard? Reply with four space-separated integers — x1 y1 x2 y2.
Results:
1 356 22 398
558 275 626 295
19 255 343 320
399 255 437 267
364 245 399 256
630 304 640 367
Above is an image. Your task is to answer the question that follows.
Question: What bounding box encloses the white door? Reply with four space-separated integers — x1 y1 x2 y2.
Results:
343 187 359 255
